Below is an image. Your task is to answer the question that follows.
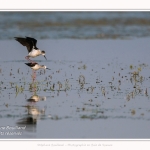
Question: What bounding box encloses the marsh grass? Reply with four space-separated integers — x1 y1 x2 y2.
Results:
15 84 24 97
1 62 150 106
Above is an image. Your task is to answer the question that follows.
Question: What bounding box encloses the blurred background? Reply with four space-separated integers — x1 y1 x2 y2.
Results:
0 11 150 40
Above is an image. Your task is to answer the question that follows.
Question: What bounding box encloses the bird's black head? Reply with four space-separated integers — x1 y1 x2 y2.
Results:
41 51 45 54
41 51 47 60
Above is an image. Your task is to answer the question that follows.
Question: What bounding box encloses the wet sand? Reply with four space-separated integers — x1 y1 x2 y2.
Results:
0 38 150 138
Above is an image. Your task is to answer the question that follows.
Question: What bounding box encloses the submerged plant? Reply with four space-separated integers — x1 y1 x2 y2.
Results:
130 65 133 69
78 64 87 70
15 84 24 97
138 67 142 72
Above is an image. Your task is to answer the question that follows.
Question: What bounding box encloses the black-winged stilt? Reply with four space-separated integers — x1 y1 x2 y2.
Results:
14 37 47 63
25 63 50 80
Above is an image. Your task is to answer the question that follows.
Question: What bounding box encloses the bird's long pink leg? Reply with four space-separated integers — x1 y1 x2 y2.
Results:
32 69 36 82
25 56 36 63
32 69 34 82
31 70 37 94
34 71 36 79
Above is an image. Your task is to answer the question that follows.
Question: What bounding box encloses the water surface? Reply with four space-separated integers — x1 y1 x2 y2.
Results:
0 12 150 39
0 38 150 138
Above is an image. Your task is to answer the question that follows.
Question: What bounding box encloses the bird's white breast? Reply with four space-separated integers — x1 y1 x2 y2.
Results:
31 64 40 70
28 49 41 58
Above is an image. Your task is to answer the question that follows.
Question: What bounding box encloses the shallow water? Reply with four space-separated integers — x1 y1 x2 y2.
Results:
1 12 150 40
0 38 150 138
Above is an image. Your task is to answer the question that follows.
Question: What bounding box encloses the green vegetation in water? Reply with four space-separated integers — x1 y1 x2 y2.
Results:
80 114 107 119
130 65 133 69
78 64 87 70
138 67 142 72
15 84 24 97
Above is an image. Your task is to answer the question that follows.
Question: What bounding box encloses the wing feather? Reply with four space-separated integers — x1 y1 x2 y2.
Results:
25 63 38 67
14 37 33 52
26 37 38 49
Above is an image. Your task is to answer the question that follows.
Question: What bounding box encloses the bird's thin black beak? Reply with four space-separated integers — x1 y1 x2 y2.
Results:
44 55 47 60
46 68 51 70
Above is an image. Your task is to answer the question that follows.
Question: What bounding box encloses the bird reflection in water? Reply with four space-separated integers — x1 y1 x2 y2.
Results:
27 106 45 116
16 105 45 134
28 80 46 103
27 95 46 103
16 80 46 134
27 80 46 116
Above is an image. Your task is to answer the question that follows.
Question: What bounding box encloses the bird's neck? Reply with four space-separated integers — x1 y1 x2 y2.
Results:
42 66 46 69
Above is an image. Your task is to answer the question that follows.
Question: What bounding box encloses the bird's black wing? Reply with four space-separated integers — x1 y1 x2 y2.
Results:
26 37 38 49
14 37 33 52
25 63 38 67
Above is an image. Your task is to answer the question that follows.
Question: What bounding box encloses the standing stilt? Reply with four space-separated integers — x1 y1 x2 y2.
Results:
25 63 50 82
